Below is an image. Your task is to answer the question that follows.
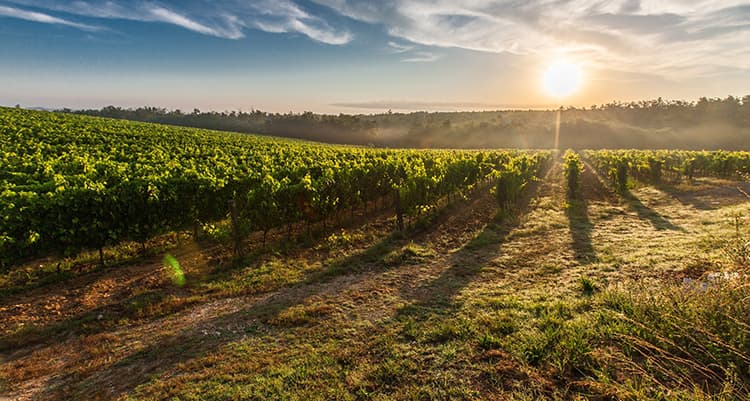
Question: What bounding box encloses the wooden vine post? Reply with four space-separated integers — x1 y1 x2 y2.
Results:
229 199 243 257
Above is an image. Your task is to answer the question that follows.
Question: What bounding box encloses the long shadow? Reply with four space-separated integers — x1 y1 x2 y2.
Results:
579 158 682 232
566 197 596 264
398 165 549 315
0 203 407 353
0 286 200 353
623 190 684 231
25 240 404 400
1 230 408 396
0 193 395 316
0 241 238 353
654 182 716 211
18 189 497 400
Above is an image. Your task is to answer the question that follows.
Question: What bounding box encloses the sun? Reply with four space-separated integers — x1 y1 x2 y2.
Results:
542 60 583 98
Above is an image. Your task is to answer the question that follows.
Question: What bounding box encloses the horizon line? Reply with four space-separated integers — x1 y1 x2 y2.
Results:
4 94 747 117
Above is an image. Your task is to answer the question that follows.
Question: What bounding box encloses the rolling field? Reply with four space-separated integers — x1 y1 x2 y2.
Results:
1 109 749 400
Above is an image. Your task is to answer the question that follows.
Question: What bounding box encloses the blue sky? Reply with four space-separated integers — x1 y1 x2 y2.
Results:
1 0 749 113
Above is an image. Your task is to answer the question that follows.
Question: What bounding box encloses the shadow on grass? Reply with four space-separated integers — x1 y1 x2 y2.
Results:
623 190 684 231
11 189 499 400
399 166 548 313
566 197 597 264
0 287 203 354
653 182 715 211
14 246 397 399
0 206 402 353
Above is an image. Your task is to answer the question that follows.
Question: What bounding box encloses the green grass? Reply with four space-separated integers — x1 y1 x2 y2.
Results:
128 176 749 401
382 242 436 266
578 276 598 295
3 166 750 401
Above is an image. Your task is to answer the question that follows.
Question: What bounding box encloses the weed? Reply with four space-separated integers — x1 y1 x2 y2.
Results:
578 276 598 295
723 212 750 267
489 313 517 336
466 226 503 249
367 356 417 387
592 279 750 398
478 332 503 350
425 318 475 343
270 303 334 327
400 318 419 341
201 222 232 243
316 229 365 252
382 242 435 266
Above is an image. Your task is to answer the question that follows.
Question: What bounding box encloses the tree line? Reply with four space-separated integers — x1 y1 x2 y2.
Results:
65 96 750 149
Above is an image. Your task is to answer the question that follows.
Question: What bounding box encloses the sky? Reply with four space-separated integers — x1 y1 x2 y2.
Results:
0 0 749 114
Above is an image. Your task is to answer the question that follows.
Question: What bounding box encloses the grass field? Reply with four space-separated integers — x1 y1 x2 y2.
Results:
1 157 749 401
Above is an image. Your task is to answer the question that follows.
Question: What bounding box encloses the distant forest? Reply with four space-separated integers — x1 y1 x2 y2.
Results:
67 96 750 150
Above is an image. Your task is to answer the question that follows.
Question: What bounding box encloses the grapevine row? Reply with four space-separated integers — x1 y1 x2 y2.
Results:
583 149 750 191
0 108 549 267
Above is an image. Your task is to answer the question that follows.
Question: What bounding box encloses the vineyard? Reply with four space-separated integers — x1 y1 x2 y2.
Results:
0 107 549 269
1 108 750 401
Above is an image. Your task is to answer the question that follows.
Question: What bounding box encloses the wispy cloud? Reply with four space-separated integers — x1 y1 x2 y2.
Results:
286 17 351 44
387 41 413 53
146 6 242 39
402 51 440 63
3 0 749 78
311 0 750 78
0 4 101 31
2 0 352 44
387 40 440 62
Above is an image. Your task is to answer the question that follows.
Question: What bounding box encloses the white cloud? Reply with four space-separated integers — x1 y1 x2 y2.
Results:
402 51 440 62
0 4 101 31
245 0 352 44
387 40 440 62
387 41 413 53
2 0 352 44
311 0 750 78
146 6 243 39
3 0 748 77
286 17 352 44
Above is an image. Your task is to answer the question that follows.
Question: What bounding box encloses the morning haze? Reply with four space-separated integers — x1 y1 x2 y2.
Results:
2 1 750 401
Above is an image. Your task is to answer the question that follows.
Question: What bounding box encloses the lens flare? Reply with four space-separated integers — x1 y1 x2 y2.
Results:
163 254 185 286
